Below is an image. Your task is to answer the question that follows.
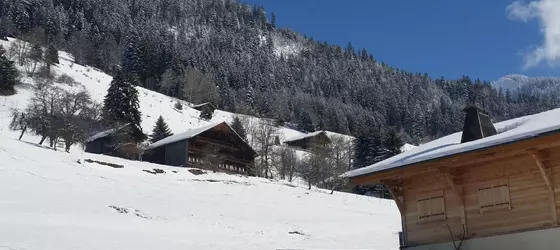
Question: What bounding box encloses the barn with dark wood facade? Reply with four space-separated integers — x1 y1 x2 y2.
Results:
191 102 216 113
283 131 331 150
85 124 135 159
143 122 257 175
346 106 560 250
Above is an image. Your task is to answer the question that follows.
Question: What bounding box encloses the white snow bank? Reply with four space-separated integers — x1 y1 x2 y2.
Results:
0 134 401 250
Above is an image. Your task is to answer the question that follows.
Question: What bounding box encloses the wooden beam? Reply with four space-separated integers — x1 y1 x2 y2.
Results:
444 173 468 236
385 183 405 215
445 174 463 198
530 151 552 190
529 150 558 226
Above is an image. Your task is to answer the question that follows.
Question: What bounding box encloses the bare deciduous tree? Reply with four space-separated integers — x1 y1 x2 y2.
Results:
250 121 277 178
9 109 27 140
274 146 298 182
20 84 101 152
182 68 218 105
446 224 466 250
57 87 101 152
324 135 354 193
298 145 330 190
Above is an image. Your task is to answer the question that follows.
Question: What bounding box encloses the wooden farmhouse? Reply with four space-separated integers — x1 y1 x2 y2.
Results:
347 106 560 250
283 131 331 150
143 122 257 175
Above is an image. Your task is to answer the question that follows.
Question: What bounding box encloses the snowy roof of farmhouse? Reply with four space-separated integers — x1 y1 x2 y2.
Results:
346 108 560 178
283 131 327 143
149 122 224 149
86 124 130 142
191 102 215 109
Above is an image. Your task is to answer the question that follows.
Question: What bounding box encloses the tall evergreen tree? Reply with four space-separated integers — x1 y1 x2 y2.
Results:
382 127 404 159
297 111 314 133
0 45 19 94
44 44 59 76
150 115 173 143
271 12 277 28
122 32 140 84
199 105 214 121
231 115 247 141
103 69 146 142
29 44 43 62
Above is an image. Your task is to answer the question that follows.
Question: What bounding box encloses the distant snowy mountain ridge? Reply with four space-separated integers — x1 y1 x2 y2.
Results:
493 74 560 94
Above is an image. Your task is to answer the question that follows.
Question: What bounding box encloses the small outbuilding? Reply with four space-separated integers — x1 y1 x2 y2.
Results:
143 122 257 175
84 124 138 159
283 131 331 150
191 102 217 113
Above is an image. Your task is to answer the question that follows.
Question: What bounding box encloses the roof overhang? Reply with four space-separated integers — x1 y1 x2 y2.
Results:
350 129 560 184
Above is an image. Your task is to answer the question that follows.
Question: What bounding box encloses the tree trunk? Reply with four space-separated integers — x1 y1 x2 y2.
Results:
308 181 311 190
330 182 337 194
18 127 26 140
65 141 72 153
38 135 47 145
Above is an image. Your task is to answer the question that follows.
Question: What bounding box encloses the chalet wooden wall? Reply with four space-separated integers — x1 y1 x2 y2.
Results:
401 145 560 247
403 174 463 246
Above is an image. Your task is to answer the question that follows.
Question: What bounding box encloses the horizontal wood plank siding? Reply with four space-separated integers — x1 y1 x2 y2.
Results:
401 147 560 247
403 174 464 246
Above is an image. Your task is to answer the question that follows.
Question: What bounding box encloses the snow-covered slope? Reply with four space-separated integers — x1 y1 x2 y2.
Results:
492 74 560 94
0 134 400 250
0 38 352 146
0 38 400 249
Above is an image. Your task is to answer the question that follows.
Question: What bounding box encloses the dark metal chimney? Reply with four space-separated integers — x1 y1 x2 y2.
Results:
460 105 497 143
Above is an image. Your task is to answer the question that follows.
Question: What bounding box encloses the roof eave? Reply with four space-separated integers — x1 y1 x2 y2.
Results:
350 129 560 180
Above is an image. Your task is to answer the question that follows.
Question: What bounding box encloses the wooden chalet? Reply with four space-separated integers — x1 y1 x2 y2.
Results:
143 122 257 175
191 102 216 113
283 131 331 150
347 106 560 250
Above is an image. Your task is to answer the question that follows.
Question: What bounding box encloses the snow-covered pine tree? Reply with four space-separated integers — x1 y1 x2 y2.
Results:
382 127 404 159
28 43 42 75
245 85 255 110
103 69 146 142
122 32 141 84
199 105 214 121
174 101 183 110
44 44 58 77
352 132 371 169
150 116 173 143
0 45 19 94
297 111 314 133
231 115 247 141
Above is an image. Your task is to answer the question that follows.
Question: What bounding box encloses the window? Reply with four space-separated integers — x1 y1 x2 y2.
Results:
417 191 446 223
478 183 511 212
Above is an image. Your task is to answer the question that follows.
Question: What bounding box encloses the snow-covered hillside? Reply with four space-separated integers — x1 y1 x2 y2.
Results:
0 134 400 250
0 38 400 249
0 38 351 145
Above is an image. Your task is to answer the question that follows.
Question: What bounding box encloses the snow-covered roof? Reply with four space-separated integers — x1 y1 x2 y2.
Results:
283 131 328 143
191 102 215 109
86 124 130 142
400 143 416 152
149 122 224 149
346 108 560 178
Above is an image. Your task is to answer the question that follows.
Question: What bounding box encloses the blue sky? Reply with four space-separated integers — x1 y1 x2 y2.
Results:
244 0 560 80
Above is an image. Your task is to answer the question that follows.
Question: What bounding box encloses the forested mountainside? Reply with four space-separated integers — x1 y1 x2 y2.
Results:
2 0 559 144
